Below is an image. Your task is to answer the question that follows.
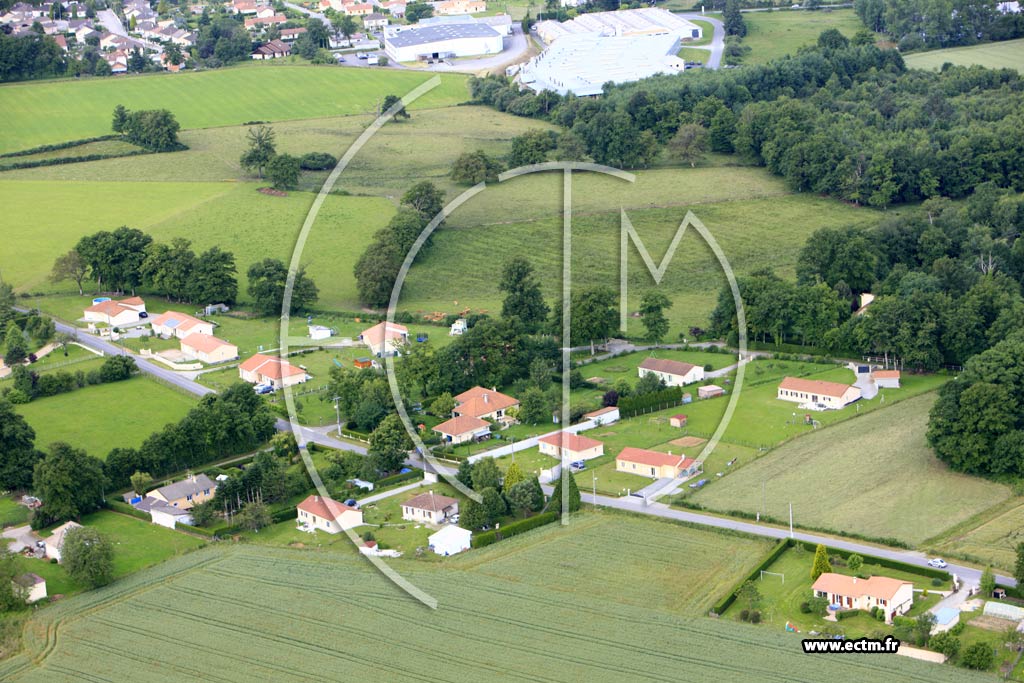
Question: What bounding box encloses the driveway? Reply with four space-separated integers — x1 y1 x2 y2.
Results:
3 525 39 554
674 13 725 69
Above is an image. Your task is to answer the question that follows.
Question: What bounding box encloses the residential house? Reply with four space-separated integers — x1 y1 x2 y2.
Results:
245 14 288 29
345 2 373 16
872 369 901 389
279 26 307 40
401 491 458 524
297 494 363 533
150 310 215 339
637 357 704 387
13 574 47 604
433 415 491 445
359 321 409 357
777 377 861 410
238 353 308 389
616 447 698 479
135 496 194 528
160 51 184 71
147 473 217 510
53 34 68 51
538 431 604 461
254 5 276 17
83 296 147 326
252 38 291 58
811 573 913 623
44 521 83 562
453 386 519 424
363 11 388 29
180 333 238 364
698 384 724 399
105 49 129 73
380 0 405 16
669 414 687 428
584 405 620 425
434 0 486 14
74 24 98 43
428 525 471 556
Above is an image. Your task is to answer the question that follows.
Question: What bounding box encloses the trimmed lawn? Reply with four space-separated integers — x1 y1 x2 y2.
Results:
358 481 464 558
0 496 30 528
575 459 653 497
492 447 558 479
742 9 873 64
905 38 1024 72
14 376 196 458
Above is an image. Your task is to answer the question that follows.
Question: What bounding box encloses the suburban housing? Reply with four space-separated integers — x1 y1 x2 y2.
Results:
44 521 83 562
401 491 459 524
811 573 914 623
238 353 308 389
777 377 861 410
616 447 698 479
637 357 705 387
147 473 217 510
297 494 363 533
359 321 409 357
83 296 147 326
538 431 604 461
433 414 492 445
180 333 238 364
150 310 215 339
453 386 519 424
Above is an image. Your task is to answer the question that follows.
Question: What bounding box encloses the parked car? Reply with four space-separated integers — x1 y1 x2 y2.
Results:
927 558 948 569
335 55 346 62
139 311 149 318
356 52 368 59
344 499 358 508
449 514 460 524
254 383 274 395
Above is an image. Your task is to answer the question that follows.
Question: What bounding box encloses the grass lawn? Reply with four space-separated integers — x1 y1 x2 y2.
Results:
0 63 468 153
742 9 871 64
0 139 144 170
678 46 713 63
688 392 1012 546
2 343 103 378
0 496 30 528
492 447 558 479
357 481 464 557
723 545 950 638
14 376 196 458
904 38 1024 72
575 458 653 497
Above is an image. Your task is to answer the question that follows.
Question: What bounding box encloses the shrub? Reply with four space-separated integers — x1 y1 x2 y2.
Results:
960 642 994 670
739 609 749 621
836 609 861 621
299 152 337 170
931 577 943 587
749 610 761 624
799 601 811 614
470 511 557 548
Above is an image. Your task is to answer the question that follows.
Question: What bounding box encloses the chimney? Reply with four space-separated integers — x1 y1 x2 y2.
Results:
483 394 489 404
852 577 857 584
314 496 319 502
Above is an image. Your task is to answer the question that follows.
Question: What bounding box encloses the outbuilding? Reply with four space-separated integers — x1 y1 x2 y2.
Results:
383 22 502 62
428 525 471 556
872 369 901 389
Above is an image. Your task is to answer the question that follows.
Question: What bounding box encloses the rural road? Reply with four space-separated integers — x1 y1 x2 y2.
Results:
283 1 325 20
675 13 725 70
97 8 126 36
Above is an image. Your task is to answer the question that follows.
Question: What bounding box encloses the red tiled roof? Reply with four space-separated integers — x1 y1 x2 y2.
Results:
239 353 305 379
453 386 519 418
585 406 617 418
181 333 235 355
538 431 602 453
616 447 694 471
639 357 696 376
778 377 853 399
297 494 357 520
872 370 901 379
360 321 408 348
811 573 911 601
433 415 490 437
403 491 457 512
151 310 208 333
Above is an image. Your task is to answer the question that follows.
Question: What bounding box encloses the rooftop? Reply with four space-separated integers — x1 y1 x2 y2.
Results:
239 353 305 379
434 414 490 436
616 447 694 471
404 491 458 512
538 431 603 452
812 573 911 601
639 357 697 376
778 377 855 399
297 494 358 520
385 21 500 48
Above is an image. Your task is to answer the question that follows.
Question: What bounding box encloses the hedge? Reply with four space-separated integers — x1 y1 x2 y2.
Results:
711 538 789 616
0 149 156 172
792 540 951 581
470 511 558 549
176 522 216 537
618 386 683 418
106 499 152 522
375 468 422 489
836 609 862 621
0 135 120 158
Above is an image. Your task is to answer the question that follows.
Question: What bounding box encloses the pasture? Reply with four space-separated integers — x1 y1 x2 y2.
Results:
688 393 1012 545
14 376 196 458
0 520 991 683
927 499 1024 572
904 38 1024 72
742 9 870 64
0 64 468 153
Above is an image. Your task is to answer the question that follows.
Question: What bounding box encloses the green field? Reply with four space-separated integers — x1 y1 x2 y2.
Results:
904 38 1024 72
0 139 144 169
14 376 196 458
743 9 870 64
689 392 1012 545
928 498 1024 571
0 64 468 153
0 512 989 682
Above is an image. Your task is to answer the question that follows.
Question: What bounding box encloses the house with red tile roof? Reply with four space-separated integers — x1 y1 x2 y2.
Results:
401 491 458 524
453 386 519 424
359 321 409 357
83 296 146 327
180 333 238 364
433 415 491 445
238 353 308 389
297 494 363 533
638 357 704 386
777 377 861 410
538 431 603 461
150 310 214 339
871 369 901 389
615 447 698 479
811 573 913 623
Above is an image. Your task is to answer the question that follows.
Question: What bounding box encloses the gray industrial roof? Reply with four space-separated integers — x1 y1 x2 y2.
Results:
386 22 499 48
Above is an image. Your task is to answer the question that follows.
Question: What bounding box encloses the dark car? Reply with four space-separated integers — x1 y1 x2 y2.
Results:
139 311 149 318
344 499 358 508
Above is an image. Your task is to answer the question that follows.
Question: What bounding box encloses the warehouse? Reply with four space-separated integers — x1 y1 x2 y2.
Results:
534 7 701 44
383 21 503 62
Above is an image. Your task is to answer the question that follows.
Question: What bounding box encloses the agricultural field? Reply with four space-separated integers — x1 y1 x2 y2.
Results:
0 64 468 153
0 523 991 683
927 499 1024 572
13 376 196 458
688 393 1012 546
742 9 871 64
904 38 1024 72
0 139 144 170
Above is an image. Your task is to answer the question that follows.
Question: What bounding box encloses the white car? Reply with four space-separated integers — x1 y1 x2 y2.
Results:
927 558 948 569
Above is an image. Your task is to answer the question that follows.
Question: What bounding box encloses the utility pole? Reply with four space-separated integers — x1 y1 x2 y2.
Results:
789 502 794 539
592 471 597 503
331 396 342 436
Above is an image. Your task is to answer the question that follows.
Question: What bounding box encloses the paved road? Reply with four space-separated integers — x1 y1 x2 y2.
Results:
97 8 126 36
675 13 725 69
283 0 324 20
423 26 530 74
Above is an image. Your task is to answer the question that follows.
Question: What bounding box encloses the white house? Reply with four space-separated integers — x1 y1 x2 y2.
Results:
363 11 388 29
872 369 901 389
433 415 491 445
296 494 363 533
180 333 238 364
83 296 147 326
136 497 193 529
812 573 914 623
538 431 604 461
150 310 214 339
44 521 83 562
428 525 471 556
13 574 47 604
238 353 308 389
401 491 458 524
584 405 620 425
777 377 861 410
638 357 705 387
359 321 409 357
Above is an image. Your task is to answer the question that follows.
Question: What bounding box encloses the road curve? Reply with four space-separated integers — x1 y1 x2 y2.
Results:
674 13 725 70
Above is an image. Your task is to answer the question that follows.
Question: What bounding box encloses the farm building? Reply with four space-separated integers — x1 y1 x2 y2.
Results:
638 357 705 387
13 574 47 604
180 333 238 364
585 405 620 425
359 321 409 357
811 573 913 623
534 7 701 43
150 311 214 339
453 386 519 424
616 448 698 479
238 353 308 389
429 525 472 556
147 473 217 510
669 414 687 428
402 491 459 524
872 370 901 389
433 415 492 445
83 296 146 326
44 521 82 562
297 494 363 533
383 21 502 62
777 377 861 410
698 385 724 399
134 496 193 528
538 431 604 461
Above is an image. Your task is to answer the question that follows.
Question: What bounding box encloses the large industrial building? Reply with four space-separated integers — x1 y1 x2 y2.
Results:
519 8 701 96
383 21 503 62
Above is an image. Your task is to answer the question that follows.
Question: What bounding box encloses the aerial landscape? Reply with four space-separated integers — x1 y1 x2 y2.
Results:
1 0 1024 680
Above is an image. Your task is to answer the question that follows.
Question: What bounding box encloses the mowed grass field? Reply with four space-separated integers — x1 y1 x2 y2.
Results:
904 38 1024 72
743 9 871 64
0 515 990 683
928 498 1024 571
14 376 196 458
0 64 468 153
688 392 1012 545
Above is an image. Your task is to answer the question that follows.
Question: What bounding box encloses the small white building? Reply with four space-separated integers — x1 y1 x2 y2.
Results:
638 358 705 387
584 405 620 425
872 370 901 389
450 318 467 335
428 525 471 556
308 325 333 341
136 497 194 529
44 521 83 563
13 574 47 604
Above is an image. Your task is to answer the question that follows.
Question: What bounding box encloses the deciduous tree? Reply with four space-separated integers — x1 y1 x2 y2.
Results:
62 526 114 588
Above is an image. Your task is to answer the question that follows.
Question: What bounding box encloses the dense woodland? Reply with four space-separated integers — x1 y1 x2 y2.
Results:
855 0 1024 48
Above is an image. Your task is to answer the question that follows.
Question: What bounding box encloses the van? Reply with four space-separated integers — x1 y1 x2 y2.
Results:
367 54 379 65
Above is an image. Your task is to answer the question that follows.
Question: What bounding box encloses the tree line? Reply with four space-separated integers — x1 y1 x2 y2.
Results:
855 0 1024 49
